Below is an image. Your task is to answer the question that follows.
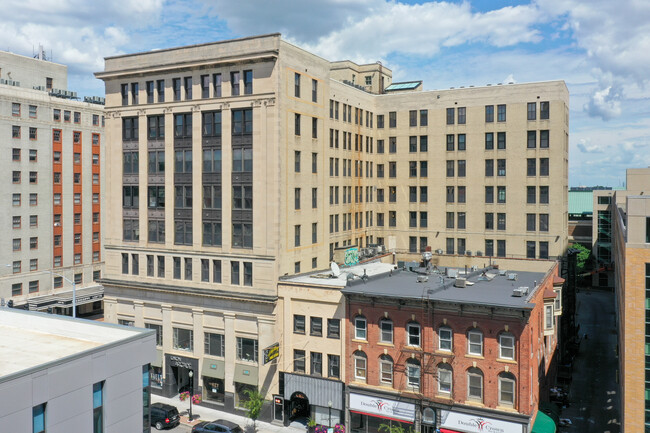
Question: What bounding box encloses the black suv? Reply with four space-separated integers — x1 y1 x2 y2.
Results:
150 402 180 430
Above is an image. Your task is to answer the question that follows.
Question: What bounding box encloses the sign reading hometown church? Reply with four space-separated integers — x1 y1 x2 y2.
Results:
263 342 279 365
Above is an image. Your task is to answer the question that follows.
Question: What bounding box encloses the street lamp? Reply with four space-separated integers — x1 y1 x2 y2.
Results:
188 370 194 421
51 271 76 318
328 400 332 427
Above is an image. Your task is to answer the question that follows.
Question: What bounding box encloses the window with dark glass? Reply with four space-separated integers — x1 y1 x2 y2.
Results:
497 104 506 122
485 105 494 122
202 111 222 136
174 113 192 138
485 132 494 150
147 115 164 139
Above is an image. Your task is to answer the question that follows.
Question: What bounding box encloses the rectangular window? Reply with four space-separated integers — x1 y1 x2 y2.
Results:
446 107 454 125
237 337 258 362
540 158 549 176
497 213 506 231
527 214 536 231
33 403 46 433
497 159 506 176
377 114 384 128
446 238 454 254
458 134 466 151
327 318 340 339
93 382 104 433
294 72 301 97
497 104 506 122
539 241 549 259
485 159 494 176
328 354 340 378
485 132 493 150
446 134 454 151
540 186 549 204
497 132 506 149
310 317 322 336
540 101 550 119
243 70 253 95
497 239 506 257
204 333 225 357
497 186 506 203
389 111 396 128
527 241 536 258
485 105 494 122
458 160 466 177
528 102 536 120
485 213 494 230
527 158 536 176
540 214 549 232
311 78 317 102
540 130 549 148
173 327 193 351
294 349 306 373
527 130 536 148
457 107 466 124
212 259 221 283
311 352 322 376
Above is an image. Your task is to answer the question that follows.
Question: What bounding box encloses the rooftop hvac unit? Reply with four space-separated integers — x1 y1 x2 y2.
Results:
466 250 472 256
507 273 518 281
446 268 458 278
455 278 467 288
416 275 429 283
435 249 444 254
512 286 529 297
0 79 5 84
471 265 478 272
476 250 483 256
499 269 507 276
377 245 385 253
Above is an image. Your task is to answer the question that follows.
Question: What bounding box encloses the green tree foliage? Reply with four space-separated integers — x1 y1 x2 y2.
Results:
243 388 265 431
378 423 416 433
570 243 591 273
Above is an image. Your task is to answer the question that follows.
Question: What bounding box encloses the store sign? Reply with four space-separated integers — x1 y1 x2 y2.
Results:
168 356 194 369
349 393 415 423
439 410 523 433
263 342 279 364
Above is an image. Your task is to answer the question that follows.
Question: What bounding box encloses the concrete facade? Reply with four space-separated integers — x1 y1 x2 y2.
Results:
0 51 105 314
0 308 155 433
95 33 569 420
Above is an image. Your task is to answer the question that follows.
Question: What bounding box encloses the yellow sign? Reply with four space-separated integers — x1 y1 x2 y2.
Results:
263 342 279 364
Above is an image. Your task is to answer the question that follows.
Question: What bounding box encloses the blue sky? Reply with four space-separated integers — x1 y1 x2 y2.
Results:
1 0 649 187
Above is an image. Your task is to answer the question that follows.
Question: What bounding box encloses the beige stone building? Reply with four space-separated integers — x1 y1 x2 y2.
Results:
1 50 104 315
96 33 569 420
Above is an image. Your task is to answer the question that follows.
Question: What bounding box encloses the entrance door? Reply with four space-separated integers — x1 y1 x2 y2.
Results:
171 366 191 394
288 391 310 421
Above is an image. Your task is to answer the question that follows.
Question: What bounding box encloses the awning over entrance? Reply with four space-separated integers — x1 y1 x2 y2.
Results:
531 410 556 433
21 285 103 311
283 372 344 411
201 358 225 379
234 363 258 386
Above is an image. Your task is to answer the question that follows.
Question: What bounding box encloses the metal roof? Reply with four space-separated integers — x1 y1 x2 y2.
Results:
568 191 593 215
384 81 422 91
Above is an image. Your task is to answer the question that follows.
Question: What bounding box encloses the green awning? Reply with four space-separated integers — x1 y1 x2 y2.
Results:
201 358 225 379
531 410 556 433
234 363 258 386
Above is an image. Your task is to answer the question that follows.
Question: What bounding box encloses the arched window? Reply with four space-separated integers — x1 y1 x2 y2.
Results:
379 354 393 385
406 359 421 390
498 372 516 406
438 326 453 351
467 329 483 356
437 363 453 394
406 321 421 347
379 318 393 343
467 367 483 402
499 332 515 360
354 316 367 340
353 351 367 382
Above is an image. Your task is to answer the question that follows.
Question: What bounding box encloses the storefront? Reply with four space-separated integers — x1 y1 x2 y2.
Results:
201 358 225 405
439 410 525 433
234 363 258 409
150 349 164 391
348 392 416 433
281 372 344 426
163 353 199 398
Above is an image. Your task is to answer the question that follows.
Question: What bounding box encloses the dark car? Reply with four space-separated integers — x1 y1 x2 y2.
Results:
150 402 180 430
191 419 243 433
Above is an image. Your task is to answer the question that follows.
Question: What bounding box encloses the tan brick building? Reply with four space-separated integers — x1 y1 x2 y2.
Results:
95 33 569 420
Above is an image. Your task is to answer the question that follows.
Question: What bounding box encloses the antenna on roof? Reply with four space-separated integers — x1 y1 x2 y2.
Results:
330 262 341 277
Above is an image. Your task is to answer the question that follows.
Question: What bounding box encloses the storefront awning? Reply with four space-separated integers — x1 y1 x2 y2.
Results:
531 411 556 433
22 285 104 311
234 363 258 386
201 358 225 379
283 372 344 411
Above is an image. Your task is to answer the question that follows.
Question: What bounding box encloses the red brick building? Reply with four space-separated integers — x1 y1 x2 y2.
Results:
342 261 561 433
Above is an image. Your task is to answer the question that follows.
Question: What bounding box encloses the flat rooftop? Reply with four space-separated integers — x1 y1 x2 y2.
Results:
0 309 151 380
342 265 550 310
280 261 396 288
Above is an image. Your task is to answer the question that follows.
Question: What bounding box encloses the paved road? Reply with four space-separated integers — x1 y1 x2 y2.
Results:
560 289 620 433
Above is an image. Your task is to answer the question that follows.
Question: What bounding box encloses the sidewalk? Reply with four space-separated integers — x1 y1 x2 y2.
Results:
152 393 304 433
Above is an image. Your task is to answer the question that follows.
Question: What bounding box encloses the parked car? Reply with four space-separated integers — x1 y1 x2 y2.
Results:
191 419 243 433
150 402 180 430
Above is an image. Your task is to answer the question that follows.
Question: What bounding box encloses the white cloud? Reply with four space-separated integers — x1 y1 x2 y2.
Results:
584 85 622 120
576 138 606 154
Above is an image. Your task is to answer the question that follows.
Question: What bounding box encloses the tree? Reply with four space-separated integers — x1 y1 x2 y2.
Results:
378 423 416 433
242 388 265 431
570 243 591 273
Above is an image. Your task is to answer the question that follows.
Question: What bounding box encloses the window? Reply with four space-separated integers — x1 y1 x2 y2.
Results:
540 130 549 148
294 72 301 97
29 127 37 140
389 136 397 153
497 186 506 203
499 373 516 406
446 134 454 151
204 333 225 357
540 101 550 119
406 359 421 389
485 132 493 150
420 135 428 152
147 80 155 102
33 403 46 433
148 115 165 139
497 132 506 149
497 104 506 122
458 160 466 177
380 355 393 385
527 186 536 204
237 337 258 362
232 108 253 135
231 261 240 285
232 185 252 209
484 159 494 177
328 354 340 378
467 330 483 355
527 130 536 148
202 148 221 173
377 114 384 128
354 316 367 340
545 304 554 330
53 109 61 121
243 70 253 95
540 186 549 204
157 79 165 102
184 257 192 280
173 327 193 351
13 193 21 206
328 319 340 339
212 73 221 97
540 241 549 259
212 259 221 282
294 315 306 334
311 78 317 102
467 368 483 401
173 113 192 138
540 158 549 176
499 333 515 359
354 351 367 381
497 159 506 176
458 107 466 124
446 107 454 125
447 186 455 203
439 327 452 351
527 158 536 176
436 363 453 395
380 319 393 343
12 148 20 161
93 382 104 433
311 351 322 376
12 125 20 138
528 102 536 120
497 239 506 257
527 214 536 231
12 171 20 184
12 283 22 296
389 111 396 128
407 322 421 347
310 317 322 336
497 213 506 230
458 186 466 203
540 214 549 232
122 117 139 141
485 105 494 122
12 102 21 117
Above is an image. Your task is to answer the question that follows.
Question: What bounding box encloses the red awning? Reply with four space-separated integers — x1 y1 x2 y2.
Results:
440 429 464 433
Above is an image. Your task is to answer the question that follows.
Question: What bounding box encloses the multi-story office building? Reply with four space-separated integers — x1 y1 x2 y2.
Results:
0 50 105 315
602 168 650 433
96 33 569 419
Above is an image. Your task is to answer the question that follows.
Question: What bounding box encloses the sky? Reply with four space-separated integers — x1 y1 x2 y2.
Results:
1 0 649 187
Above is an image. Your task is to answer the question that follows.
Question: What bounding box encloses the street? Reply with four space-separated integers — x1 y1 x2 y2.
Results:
560 289 620 433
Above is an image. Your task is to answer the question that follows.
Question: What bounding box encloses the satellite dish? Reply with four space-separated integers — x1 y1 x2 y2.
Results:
330 262 341 277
